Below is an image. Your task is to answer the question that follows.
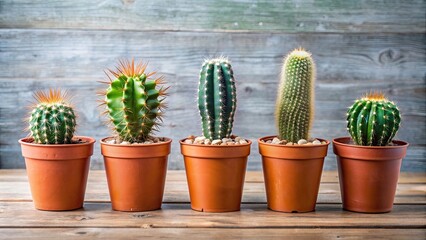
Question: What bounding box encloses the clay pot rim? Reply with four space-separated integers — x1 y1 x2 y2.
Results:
18 136 96 147
100 136 172 147
333 137 409 149
258 135 330 148
179 138 252 147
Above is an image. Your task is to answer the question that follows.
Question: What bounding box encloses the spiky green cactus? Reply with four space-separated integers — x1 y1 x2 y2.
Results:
347 93 401 146
28 89 76 144
103 59 167 143
198 57 236 140
275 48 315 143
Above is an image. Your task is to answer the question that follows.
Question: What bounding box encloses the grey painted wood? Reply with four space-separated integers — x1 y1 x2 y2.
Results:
0 0 424 33
0 30 424 171
0 1 424 171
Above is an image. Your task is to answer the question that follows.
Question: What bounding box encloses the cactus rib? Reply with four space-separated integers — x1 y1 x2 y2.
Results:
29 89 76 144
103 59 167 143
198 57 236 140
275 48 315 142
347 92 401 146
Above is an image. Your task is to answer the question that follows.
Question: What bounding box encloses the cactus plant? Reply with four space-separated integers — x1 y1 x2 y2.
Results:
28 89 76 144
198 57 236 140
346 92 401 146
275 48 315 143
101 59 167 143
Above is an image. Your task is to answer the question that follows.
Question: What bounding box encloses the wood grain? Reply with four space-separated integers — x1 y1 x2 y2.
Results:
0 202 425 228
0 170 424 204
0 30 424 170
0 0 424 33
0 170 424 239
0 228 424 240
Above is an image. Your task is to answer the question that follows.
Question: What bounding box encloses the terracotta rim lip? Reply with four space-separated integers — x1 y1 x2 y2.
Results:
100 136 172 147
258 135 330 147
179 138 252 147
333 137 409 149
18 136 96 147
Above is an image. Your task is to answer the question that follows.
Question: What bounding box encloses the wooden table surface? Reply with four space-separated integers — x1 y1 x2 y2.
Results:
0 170 425 239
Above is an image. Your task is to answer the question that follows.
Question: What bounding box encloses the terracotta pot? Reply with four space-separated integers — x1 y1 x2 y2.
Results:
19 136 95 211
101 137 171 212
333 137 408 213
180 139 251 212
258 136 329 213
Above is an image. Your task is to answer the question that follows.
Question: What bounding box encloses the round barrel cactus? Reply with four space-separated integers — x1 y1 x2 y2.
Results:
347 93 401 146
29 89 76 144
102 59 167 143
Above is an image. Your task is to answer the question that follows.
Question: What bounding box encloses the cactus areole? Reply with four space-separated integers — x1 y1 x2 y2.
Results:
276 48 315 143
198 57 237 140
103 59 167 143
28 89 76 144
347 93 401 146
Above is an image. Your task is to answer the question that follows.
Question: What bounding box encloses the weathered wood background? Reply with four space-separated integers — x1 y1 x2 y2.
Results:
0 0 425 171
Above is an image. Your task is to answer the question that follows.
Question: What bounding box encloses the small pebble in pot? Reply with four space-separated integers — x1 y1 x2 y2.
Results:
271 137 281 144
297 139 308 145
212 139 222 145
194 136 206 142
312 140 321 145
187 135 196 140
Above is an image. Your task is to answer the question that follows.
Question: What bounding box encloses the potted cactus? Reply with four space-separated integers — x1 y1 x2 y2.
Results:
258 48 329 213
99 59 171 212
333 93 409 213
180 57 251 212
18 89 95 211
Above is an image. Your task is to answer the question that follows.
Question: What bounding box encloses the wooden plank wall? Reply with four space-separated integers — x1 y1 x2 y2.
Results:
0 0 425 171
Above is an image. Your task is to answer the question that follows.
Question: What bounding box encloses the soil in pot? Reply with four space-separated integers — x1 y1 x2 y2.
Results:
180 136 251 212
333 137 409 213
101 137 171 212
19 136 95 211
259 136 329 213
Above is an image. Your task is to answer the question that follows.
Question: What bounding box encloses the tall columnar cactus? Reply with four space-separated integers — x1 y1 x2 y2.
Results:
275 48 315 143
102 59 167 143
28 89 76 144
198 57 236 140
347 93 401 146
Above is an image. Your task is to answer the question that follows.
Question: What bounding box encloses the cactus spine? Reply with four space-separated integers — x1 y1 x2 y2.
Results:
275 48 315 143
198 57 236 140
28 89 76 144
102 59 167 143
347 93 401 146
